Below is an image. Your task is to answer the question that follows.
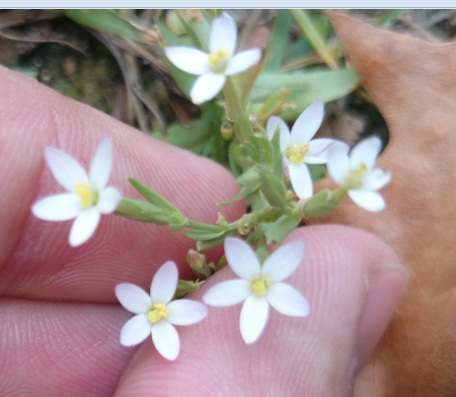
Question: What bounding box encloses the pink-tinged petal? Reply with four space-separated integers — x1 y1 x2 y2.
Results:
115 283 151 314
240 295 269 344
190 73 226 104
262 240 305 282
119 314 151 347
202 279 250 307
327 147 350 187
69 207 100 247
209 12 237 55
89 137 112 191
306 139 349 164
289 163 313 199
266 116 291 154
267 283 310 317
165 46 209 75
150 261 178 304
167 300 208 325
151 321 180 361
363 169 391 191
266 115 287 141
32 193 81 221
348 190 386 212
290 100 324 144
224 237 261 279
44 147 88 192
97 187 122 214
350 136 382 170
225 48 262 75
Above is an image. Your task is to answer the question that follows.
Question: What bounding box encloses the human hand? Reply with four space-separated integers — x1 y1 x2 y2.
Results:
0 65 409 397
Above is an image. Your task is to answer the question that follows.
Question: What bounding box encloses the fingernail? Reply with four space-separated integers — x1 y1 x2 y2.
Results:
354 263 410 373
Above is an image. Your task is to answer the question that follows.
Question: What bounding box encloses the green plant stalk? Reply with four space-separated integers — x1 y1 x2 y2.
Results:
290 9 338 70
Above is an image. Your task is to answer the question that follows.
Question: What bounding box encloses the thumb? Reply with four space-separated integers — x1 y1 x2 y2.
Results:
113 225 409 397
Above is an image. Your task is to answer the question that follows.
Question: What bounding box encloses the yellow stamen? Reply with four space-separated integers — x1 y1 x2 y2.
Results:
208 48 231 73
345 163 368 190
74 182 98 208
284 143 309 164
148 303 169 324
251 276 272 297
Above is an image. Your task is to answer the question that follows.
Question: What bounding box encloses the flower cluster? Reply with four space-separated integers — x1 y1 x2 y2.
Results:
165 12 262 104
116 237 308 359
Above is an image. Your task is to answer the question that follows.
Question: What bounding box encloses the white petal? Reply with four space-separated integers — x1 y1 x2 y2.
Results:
150 261 178 304
350 136 382 170
167 300 208 325
306 139 349 164
115 283 151 314
289 163 313 199
190 73 226 104
89 137 113 192
165 46 209 75
119 314 151 346
363 169 391 191
262 240 305 282
267 282 310 317
290 100 324 144
151 321 180 361
209 12 237 55
240 295 269 344
225 49 262 76
202 279 250 306
69 207 100 247
32 193 81 221
348 190 386 212
97 187 122 214
224 237 261 280
266 115 288 141
44 147 88 192
326 146 350 187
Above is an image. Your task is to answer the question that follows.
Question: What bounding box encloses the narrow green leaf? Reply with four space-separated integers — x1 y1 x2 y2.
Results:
251 68 360 121
63 10 141 42
264 10 292 71
128 178 179 214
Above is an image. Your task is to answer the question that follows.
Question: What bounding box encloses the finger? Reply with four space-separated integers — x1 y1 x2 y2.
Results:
0 299 132 396
0 65 243 301
113 225 408 397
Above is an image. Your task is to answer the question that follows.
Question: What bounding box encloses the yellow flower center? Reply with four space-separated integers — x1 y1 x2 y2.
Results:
284 143 309 164
148 303 169 324
208 48 231 73
345 163 368 190
74 182 98 208
251 276 272 297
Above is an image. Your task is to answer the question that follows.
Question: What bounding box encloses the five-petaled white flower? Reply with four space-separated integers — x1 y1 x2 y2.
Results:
115 261 208 361
326 136 391 211
203 237 309 344
31 137 122 247
165 12 262 105
266 100 349 199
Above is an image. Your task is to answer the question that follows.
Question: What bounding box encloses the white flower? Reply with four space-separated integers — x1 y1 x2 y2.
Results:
266 101 349 199
203 237 309 344
165 12 262 104
115 261 208 361
326 136 391 211
31 137 122 247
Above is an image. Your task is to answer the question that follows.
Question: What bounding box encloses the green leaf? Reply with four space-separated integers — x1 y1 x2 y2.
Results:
128 178 180 214
184 229 225 241
264 10 292 71
63 10 141 42
251 68 360 121
290 9 338 69
219 183 260 206
264 214 301 244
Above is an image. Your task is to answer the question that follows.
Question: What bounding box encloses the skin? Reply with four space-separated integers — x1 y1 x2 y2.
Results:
0 65 409 397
